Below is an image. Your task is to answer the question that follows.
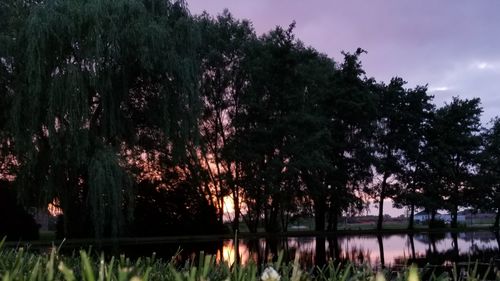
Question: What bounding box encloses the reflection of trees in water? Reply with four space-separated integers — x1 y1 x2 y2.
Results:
340 245 372 265
413 233 447 254
451 232 459 259
413 232 446 244
327 235 341 262
265 237 279 262
315 236 326 267
394 245 500 270
408 233 416 259
246 238 261 265
377 235 385 269
218 232 499 268
458 231 497 242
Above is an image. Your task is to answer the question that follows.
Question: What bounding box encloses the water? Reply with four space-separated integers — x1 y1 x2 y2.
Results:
215 232 500 268
25 231 500 268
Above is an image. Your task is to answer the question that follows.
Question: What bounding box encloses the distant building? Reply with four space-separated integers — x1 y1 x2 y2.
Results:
414 210 466 223
458 209 495 223
414 211 430 223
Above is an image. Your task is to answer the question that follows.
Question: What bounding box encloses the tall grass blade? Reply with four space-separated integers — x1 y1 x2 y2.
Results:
80 250 96 281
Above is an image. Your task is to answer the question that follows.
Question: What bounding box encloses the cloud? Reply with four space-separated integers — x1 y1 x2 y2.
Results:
429 86 450 92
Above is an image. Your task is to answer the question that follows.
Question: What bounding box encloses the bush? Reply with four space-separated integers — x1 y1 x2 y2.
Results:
132 180 226 236
428 219 447 229
0 181 39 240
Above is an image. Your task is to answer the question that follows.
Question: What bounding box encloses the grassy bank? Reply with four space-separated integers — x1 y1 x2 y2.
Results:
0 238 498 281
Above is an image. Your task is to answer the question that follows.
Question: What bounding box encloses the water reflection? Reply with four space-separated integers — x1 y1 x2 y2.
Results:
23 231 499 270
217 231 500 268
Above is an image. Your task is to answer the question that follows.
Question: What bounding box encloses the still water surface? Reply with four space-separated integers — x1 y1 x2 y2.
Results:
94 231 500 268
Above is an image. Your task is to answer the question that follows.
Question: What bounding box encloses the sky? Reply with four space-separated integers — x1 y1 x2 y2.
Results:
187 0 500 125
187 1 500 217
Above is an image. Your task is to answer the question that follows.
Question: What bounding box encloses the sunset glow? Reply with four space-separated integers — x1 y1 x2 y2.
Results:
223 196 235 221
47 199 63 217
218 240 251 266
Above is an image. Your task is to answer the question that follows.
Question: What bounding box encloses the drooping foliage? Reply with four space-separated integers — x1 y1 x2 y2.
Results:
10 0 200 238
0 180 39 240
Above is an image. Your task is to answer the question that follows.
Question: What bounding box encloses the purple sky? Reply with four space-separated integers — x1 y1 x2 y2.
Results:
188 1 500 125
188 1 500 216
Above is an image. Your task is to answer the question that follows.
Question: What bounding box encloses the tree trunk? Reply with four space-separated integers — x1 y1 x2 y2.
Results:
429 210 436 228
450 205 458 228
331 212 339 232
246 215 259 233
408 204 415 230
314 200 326 231
265 202 281 233
327 204 339 231
377 173 389 231
232 190 240 234
280 207 289 232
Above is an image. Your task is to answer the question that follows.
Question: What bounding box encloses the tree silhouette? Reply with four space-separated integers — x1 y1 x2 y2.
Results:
476 118 500 228
10 0 199 238
425 97 482 228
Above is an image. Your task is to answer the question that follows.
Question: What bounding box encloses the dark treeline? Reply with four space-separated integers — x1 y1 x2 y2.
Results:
0 0 499 239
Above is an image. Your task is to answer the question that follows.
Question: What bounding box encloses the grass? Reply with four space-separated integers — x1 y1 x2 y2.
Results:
286 217 496 233
39 231 57 241
0 237 499 281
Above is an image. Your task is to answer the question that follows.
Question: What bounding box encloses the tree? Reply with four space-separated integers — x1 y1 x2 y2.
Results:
391 85 434 229
132 180 222 236
425 97 482 228
229 23 311 233
0 181 39 240
371 78 407 230
11 0 199 238
284 48 377 232
0 0 20 181
323 50 377 231
195 11 256 232
476 118 500 228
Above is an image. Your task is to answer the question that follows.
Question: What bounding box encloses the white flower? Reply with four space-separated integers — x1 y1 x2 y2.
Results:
261 267 280 281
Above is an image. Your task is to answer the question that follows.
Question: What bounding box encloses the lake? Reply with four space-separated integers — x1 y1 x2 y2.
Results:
210 232 500 268
39 231 500 269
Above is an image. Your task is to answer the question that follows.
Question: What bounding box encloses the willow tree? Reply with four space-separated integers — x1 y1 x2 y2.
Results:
11 0 199 238
0 0 22 180
0 6 11 179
